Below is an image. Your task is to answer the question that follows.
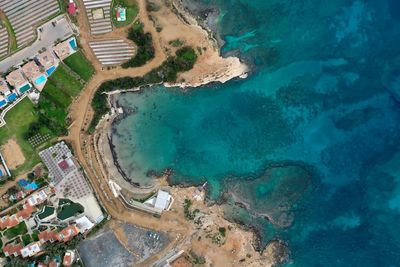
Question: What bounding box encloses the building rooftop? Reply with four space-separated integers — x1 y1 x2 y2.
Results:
38 230 58 243
56 225 80 242
3 243 22 257
37 50 57 69
75 216 94 233
21 61 42 80
0 78 10 95
6 69 28 87
20 242 42 258
54 38 76 61
154 190 172 211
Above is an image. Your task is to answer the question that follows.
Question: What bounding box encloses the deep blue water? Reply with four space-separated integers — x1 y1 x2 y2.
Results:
112 0 400 266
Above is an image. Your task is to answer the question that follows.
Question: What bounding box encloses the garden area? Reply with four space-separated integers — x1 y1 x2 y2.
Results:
4 222 28 239
26 64 84 138
111 0 139 28
0 98 43 174
63 51 95 82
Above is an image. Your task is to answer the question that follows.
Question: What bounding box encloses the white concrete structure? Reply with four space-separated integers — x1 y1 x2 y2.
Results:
154 190 172 211
75 216 94 233
20 242 41 258
89 39 135 65
0 0 60 48
82 0 113 35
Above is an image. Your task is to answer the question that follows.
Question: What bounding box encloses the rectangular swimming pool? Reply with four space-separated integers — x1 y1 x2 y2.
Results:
46 66 56 76
34 75 47 85
69 38 77 51
19 84 32 94
7 92 17 101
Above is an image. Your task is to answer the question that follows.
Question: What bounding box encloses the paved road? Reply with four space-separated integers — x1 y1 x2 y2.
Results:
0 15 75 73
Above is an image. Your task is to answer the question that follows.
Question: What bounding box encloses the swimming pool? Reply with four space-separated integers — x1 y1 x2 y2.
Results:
46 66 56 76
19 83 32 94
0 99 7 108
34 75 47 85
69 38 77 51
7 92 17 101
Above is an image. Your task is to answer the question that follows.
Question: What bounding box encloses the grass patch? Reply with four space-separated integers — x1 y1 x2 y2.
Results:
21 234 32 246
122 22 154 68
32 230 39 242
57 202 84 220
89 46 197 132
169 39 185 47
4 222 28 239
26 64 84 138
63 51 95 81
48 65 83 96
112 0 139 28
0 98 42 174
0 15 17 52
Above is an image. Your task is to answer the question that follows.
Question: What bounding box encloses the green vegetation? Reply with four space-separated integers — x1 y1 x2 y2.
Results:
89 46 197 132
169 39 185 47
57 202 84 220
0 15 17 52
32 230 39 242
188 250 206 265
0 98 42 174
26 65 84 138
4 222 28 239
146 1 161 12
183 198 199 220
21 234 32 246
112 0 139 28
43 234 83 258
218 227 226 237
122 22 155 68
38 206 55 220
64 51 95 81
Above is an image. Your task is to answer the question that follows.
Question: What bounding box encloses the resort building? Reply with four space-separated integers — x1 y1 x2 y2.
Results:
6 69 32 95
20 242 42 258
37 50 59 77
39 142 104 224
21 61 48 91
3 243 23 257
0 78 13 108
53 37 78 61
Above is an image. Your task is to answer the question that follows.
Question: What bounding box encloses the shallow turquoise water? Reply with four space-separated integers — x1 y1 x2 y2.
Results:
112 0 400 265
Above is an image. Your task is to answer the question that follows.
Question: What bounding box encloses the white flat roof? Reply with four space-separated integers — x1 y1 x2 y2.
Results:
154 190 171 210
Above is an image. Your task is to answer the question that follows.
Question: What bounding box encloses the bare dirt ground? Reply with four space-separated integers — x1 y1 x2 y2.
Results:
1 138 25 170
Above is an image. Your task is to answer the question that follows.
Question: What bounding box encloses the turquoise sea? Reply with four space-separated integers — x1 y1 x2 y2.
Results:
112 0 400 266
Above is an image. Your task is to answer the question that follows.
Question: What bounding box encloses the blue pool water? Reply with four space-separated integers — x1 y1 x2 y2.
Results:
19 84 31 94
46 66 56 76
112 0 400 266
0 99 6 107
69 38 77 51
34 75 47 85
7 92 17 102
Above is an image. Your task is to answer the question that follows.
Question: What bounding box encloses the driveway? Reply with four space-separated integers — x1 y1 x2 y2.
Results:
0 15 75 73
